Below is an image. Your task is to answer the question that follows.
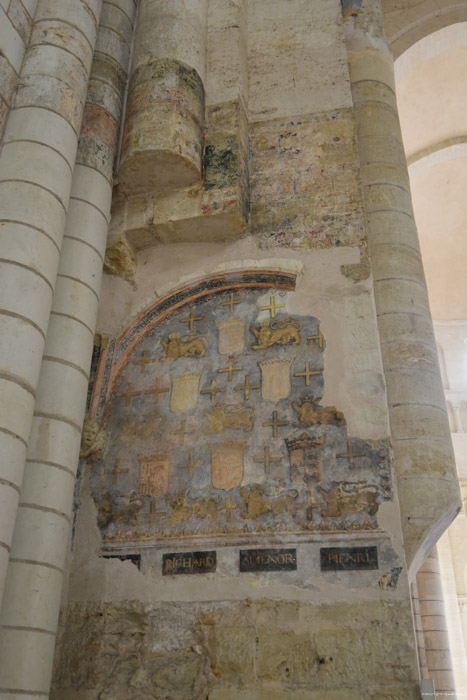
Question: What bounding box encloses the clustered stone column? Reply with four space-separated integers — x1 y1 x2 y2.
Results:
0 0 102 609
417 549 456 694
343 0 461 575
0 1 136 696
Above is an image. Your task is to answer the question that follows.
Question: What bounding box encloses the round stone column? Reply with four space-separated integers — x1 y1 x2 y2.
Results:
343 0 461 575
417 549 456 694
118 0 208 195
0 0 102 610
0 1 135 697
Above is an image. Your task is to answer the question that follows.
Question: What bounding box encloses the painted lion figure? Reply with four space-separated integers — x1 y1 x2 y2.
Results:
204 405 255 433
165 490 221 525
250 318 302 350
160 333 207 362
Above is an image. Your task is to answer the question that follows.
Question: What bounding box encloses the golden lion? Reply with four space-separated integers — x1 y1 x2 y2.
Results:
160 333 207 362
204 405 255 433
165 490 221 525
318 482 379 518
240 485 299 519
250 318 302 350
292 396 345 427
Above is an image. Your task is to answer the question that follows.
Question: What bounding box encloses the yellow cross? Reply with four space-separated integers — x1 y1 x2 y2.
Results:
180 308 203 331
142 502 166 527
218 357 243 382
104 460 129 485
219 495 240 522
235 375 260 401
307 326 324 349
263 410 289 437
220 292 242 313
260 295 285 318
179 449 204 479
132 351 155 374
293 361 322 386
201 379 225 405
253 446 282 474
336 440 365 466
144 378 169 403
170 420 195 446
117 383 141 406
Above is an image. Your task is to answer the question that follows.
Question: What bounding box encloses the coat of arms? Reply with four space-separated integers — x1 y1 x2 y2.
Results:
139 454 170 496
210 439 246 490
285 433 325 486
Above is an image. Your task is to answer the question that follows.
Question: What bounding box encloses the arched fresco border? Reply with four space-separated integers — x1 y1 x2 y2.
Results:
89 270 297 421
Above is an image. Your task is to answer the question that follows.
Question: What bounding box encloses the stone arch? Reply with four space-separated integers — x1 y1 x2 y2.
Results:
383 1 467 59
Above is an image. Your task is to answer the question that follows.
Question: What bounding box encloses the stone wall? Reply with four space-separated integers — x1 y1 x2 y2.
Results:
47 1 456 697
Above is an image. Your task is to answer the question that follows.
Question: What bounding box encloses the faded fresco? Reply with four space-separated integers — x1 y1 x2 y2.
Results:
91 286 392 545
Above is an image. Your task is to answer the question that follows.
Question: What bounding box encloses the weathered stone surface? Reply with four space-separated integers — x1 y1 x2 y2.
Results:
51 600 420 698
104 233 137 288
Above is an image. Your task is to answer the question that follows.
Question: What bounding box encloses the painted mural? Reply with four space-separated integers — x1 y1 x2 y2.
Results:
90 283 392 545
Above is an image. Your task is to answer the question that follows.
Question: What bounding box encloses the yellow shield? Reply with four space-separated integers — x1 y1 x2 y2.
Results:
259 358 293 402
139 454 170 496
210 439 245 490
216 315 245 355
170 372 201 413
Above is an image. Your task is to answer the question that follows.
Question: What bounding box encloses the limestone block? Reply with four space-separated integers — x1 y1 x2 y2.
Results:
0 628 57 693
3 106 77 169
64 199 109 252
0 261 53 334
28 415 81 472
377 311 436 347
390 404 452 445
100 2 134 48
206 627 256 683
1 561 63 631
52 276 99 333
392 436 454 478
104 233 137 287
44 312 98 374
385 366 446 409
87 61 125 122
59 237 105 298
34 0 98 53
95 26 129 71
380 339 439 375
0 52 19 106
358 135 407 169
35 357 89 429
10 506 69 568
20 458 75 519
371 243 425 286
8 0 33 44
119 58 205 195
0 315 45 390
256 629 316 684
0 434 27 487
77 104 119 180
0 7 26 73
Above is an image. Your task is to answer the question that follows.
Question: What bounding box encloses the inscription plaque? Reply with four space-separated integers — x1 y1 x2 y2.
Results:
240 548 297 572
320 546 378 571
162 550 216 575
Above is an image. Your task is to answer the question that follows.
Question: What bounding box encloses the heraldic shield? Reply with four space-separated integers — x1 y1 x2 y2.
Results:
286 433 325 486
139 454 169 497
210 440 245 490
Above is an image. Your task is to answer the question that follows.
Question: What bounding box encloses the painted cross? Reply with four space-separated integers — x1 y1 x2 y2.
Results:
117 383 141 406
336 440 365 466
263 410 289 437
144 378 169 403
220 292 242 313
105 460 129 485
179 449 204 479
307 326 324 349
141 501 166 527
170 420 195 446
219 495 240 522
260 295 285 318
253 446 282 474
235 375 260 401
180 308 203 331
293 361 322 386
201 379 225 405
218 357 243 382
132 351 155 374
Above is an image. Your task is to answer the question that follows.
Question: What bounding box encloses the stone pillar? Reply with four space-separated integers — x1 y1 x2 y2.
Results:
417 549 456 695
0 0 102 609
0 1 135 696
118 0 208 195
343 0 461 575
412 579 429 680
